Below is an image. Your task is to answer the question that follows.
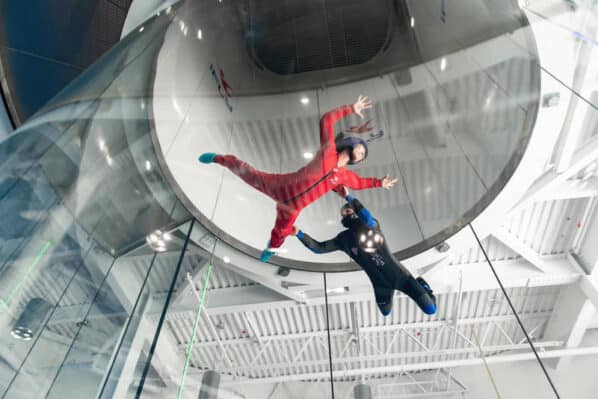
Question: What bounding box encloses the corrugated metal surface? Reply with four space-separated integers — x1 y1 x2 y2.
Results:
504 197 590 255
165 283 561 380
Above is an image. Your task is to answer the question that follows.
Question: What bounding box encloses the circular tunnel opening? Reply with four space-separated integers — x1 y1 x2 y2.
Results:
150 0 540 271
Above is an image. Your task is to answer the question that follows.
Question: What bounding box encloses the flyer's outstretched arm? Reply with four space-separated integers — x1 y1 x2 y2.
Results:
319 95 372 147
293 227 340 254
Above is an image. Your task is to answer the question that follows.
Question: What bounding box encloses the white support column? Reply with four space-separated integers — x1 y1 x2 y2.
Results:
542 278 595 370
580 275 598 311
552 18 598 173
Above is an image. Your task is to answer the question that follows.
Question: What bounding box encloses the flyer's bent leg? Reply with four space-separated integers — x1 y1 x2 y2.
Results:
260 205 299 263
400 275 437 315
269 204 300 249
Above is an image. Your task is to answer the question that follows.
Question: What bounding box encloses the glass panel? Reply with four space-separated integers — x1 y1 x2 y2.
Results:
96 220 197 398
163 0 543 271
0 3 192 397
0 0 595 397
135 222 334 398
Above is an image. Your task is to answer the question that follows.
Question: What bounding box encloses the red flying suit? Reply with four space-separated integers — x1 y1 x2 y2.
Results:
214 104 383 248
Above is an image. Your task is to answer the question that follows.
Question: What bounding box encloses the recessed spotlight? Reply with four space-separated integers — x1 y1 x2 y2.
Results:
145 161 151 171
300 97 309 105
440 57 447 71
197 29 202 40
106 156 113 166
98 138 105 151
303 151 314 159
223 256 230 263
139 26 144 33
410 17 415 28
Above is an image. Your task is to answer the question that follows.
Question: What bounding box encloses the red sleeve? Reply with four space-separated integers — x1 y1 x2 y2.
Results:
342 170 382 190
319 104 354 148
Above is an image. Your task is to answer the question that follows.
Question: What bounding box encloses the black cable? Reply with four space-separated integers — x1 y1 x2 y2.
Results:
96 251 157 398
135 219 195 398
468 224 560 399
323 273 336 399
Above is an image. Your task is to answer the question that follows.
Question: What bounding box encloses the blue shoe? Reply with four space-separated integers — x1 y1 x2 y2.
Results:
260 248 275 262
199 153 218 164
423 303 437 315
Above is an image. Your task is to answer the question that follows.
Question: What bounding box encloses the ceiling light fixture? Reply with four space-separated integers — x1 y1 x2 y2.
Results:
146 229 172 252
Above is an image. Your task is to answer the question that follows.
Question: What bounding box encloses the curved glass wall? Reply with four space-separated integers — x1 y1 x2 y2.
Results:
0 0 596 398
149 0 541 270
0 8 194 397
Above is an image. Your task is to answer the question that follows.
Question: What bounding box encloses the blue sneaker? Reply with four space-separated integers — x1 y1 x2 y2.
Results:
423 303 437 315
260 248 275 262
199 153 218 164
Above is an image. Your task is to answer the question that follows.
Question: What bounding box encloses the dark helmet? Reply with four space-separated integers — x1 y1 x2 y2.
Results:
340 203 358 228
335 136 368 164
340 202 354 215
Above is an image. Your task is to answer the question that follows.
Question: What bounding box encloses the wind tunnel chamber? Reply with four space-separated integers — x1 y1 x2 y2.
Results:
0 0 550 396
152 0 540 270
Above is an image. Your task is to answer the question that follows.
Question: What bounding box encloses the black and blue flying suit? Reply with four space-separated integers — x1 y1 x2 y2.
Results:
296 195 437 316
